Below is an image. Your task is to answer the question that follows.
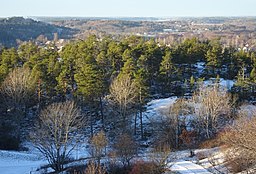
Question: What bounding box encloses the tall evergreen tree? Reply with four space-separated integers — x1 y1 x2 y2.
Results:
159 49 176 93
205 40 222 76
0 48 20 82
57 42 78 96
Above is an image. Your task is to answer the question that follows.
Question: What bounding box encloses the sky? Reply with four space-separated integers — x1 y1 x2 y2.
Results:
1 0 256 17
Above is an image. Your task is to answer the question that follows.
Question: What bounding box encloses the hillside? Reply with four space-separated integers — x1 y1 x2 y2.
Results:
49 17 256 50
0 17 77 47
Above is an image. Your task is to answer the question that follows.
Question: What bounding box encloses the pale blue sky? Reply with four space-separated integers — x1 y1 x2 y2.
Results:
1 0 255 17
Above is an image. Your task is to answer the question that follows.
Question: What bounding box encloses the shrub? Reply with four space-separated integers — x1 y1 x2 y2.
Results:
113 133 137 167
199 137 221 149
66 161 106 174
220 115 256 172
90 131 108 165
85 161 106 174
225 157 254 173
0 123 20 150
0 134 20 150
129 160 163 174
196 151 208 160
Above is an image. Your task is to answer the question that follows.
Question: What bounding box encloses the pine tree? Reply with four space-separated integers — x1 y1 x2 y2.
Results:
18 42 39 63
159 49 176 92
107 40 124 73
0 48 21 82
57 42 78 95
206 40 222 76
75 55 104 100
134 68 149 138
74 41 105 135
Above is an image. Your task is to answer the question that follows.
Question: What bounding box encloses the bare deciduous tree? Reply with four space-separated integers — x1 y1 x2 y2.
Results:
110 74 137 126
149 143 171 173
113 133 137 167
1 67 36 115
90 130 108 165
191 84 231 138
31 101 84 172
169 98 192 148
221 109 256 172
0 67 36 141
156 98 192 148
85 161 107 174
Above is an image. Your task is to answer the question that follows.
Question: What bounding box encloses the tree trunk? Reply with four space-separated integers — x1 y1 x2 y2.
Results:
139 88 144 139
206 115 210 139
175 115 179 148
134 112 137 135
90 112 94 138
140 106 143 139
99 96 104 129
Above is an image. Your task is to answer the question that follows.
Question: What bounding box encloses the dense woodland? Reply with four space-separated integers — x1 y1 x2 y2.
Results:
0 35 256 173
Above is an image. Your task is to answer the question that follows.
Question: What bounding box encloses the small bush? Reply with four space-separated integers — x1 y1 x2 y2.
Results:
66 161 106 174
90 131 108 164
66 164 86 174
113 134 137 167
0 135 20 150
107 160 165 174
196 152 208 160
129 160 163 174
225 157 253 173
108 163 131 174
107 150 132 174
199 137 222 149
85 161 106 174
0 123 20 150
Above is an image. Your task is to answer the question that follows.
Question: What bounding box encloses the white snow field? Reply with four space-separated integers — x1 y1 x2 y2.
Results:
195 148 227 174
168 160 212 174
0 150 46 174
143 96 177 123
164 149 217 174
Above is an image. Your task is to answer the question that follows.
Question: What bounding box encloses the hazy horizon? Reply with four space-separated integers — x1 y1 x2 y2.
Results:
1 0 256 18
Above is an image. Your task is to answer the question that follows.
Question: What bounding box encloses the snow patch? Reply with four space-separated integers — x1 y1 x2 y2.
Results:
203 78 235 90
194 62 205 75
0 150 46 174
143 97 177 123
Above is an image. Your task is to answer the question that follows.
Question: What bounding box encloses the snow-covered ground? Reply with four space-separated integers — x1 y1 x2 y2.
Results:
166 150 208 174
0 150 46 174
203 78 235 90
143 96 177 123
194 62 205 76
194 62 235 90
0 96 234 174
195 148 227 174
168 160 212 174
238 104 256 117
0 97 178 174
142 97 217 174
0 143 90 174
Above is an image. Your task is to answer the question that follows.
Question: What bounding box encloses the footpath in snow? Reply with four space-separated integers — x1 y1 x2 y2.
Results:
167 160 212 174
